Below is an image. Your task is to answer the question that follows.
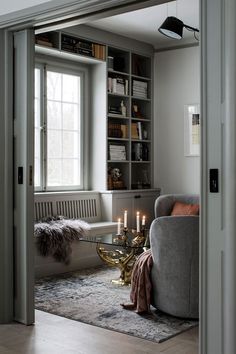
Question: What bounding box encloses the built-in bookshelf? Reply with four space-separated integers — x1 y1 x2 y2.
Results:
107 47 152 190
35 30 153 192
35 31 106 61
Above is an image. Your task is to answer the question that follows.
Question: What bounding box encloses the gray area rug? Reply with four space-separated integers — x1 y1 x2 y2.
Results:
35 266 198 343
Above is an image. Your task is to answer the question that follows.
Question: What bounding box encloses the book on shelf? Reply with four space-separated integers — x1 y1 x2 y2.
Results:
61 34 105 60
109 144 126 161
120 124 128 138
131 123 139 139
108 76 128 95
131 122 143 140
137 122 142 140
108 123 122 138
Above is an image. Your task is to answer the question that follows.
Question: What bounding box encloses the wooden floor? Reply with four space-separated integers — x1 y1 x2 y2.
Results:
0 310 198 354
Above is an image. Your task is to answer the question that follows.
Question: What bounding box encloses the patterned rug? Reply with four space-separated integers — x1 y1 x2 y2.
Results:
35 266 198 343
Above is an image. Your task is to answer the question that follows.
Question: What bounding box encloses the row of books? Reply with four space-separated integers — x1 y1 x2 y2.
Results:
132 80 148 99
61 34 106 60
108 77 129 95
109 145 126 161
108 123 128 138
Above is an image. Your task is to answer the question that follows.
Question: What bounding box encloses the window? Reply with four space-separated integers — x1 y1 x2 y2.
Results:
35 62 86 191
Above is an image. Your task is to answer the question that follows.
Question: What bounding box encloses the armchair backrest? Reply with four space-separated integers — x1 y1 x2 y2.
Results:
154 194 199 218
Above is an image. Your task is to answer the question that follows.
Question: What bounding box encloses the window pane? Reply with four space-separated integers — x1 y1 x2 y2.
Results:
47 71 61 101
46 70 82 188
62 74 80 103
47 130 62 158
47 101 62 129
62 159 80 186
62 131 80 158
47 159 62 186
62 103 80 130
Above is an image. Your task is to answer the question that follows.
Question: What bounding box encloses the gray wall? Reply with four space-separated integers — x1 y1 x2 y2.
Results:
153 45 200 195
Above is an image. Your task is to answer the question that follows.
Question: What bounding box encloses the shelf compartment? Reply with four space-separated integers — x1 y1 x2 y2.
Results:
108 95 129 117
131 142 150 162
108 47 130 73
35 31 59 49
107 162 129 190
131 163 151 190
132 53 151 78
108 73 129 96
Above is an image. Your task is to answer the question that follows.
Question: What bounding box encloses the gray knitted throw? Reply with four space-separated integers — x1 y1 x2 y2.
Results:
34 217 90 264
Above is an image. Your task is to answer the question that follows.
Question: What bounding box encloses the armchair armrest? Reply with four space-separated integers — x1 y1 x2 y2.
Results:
150 215 199 262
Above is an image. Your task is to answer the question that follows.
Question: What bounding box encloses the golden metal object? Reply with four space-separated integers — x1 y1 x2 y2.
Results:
96 244 136 285
96 228 146 285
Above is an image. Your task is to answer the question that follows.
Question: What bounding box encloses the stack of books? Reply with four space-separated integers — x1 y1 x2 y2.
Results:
109 145 126 161
132 80 148 99
108 77 128 95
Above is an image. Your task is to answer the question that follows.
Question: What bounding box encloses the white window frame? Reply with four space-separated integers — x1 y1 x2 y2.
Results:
35 56 89 191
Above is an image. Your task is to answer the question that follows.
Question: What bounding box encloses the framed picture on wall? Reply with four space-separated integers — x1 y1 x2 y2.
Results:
184 104 200 156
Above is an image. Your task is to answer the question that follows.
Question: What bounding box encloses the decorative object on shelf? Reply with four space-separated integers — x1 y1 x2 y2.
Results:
184 104 200 156
132 104 144 119
120 100 127 116
132 143 149 161
109 167 125 189
107 56 114 70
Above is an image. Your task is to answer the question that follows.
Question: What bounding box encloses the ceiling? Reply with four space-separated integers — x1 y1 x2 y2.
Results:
87 0 199 50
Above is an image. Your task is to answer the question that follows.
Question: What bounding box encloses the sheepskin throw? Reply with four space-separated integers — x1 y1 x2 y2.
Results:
34 217 90 264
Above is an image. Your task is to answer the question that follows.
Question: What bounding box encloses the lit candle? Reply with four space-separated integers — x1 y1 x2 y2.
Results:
124 210 127 228
142 215 146 226
117 218 121 235
136 211 140 232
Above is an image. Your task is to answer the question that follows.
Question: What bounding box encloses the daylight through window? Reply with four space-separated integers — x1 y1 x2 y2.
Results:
34 65 83 191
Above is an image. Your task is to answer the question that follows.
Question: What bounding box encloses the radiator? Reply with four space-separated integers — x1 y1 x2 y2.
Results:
34 192 101 222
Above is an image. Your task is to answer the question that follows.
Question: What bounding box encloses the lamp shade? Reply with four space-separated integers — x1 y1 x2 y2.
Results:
158 16 184 39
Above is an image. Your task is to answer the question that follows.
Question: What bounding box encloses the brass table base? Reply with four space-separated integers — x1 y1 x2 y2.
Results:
96 244 136 285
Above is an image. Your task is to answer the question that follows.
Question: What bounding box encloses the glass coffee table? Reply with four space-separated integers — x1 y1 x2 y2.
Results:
79 232 147 285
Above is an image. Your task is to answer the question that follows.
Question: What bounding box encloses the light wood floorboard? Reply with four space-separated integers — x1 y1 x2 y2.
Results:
0 310 199 354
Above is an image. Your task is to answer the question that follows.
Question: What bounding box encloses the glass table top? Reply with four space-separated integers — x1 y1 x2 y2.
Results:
79 231 148 250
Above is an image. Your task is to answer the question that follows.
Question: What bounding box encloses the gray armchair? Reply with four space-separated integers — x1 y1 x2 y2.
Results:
150 194 199 319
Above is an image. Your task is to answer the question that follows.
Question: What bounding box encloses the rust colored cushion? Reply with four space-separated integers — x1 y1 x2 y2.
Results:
171 202 199 216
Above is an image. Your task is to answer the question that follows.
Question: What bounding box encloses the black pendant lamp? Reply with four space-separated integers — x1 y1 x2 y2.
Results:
158 16 199 40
